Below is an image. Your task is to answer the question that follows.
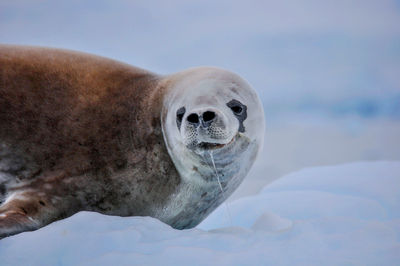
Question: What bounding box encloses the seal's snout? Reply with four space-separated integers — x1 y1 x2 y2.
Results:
186 110 216 128
180 106 235 149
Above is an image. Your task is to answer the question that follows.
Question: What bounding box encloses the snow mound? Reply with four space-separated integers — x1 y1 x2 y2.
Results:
1 162 399 265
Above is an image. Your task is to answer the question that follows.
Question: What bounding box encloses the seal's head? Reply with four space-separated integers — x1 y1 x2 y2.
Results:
161 67 264 189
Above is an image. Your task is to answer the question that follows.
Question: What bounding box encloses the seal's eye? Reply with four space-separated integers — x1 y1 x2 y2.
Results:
226 99 247 133
227 99 245 115
176 106 186 130
177 108 185 122
230 105 243 114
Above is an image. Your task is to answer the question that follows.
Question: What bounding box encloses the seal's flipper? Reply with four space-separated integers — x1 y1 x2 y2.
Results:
0 190 47 238
0 171 85 239
0 143 41 205
0 205 40 238
0 184 81 239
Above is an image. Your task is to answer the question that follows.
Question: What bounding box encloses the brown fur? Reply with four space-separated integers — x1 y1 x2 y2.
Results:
0 45 181 238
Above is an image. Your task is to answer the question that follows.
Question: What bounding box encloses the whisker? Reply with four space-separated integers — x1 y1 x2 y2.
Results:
208 150 233 227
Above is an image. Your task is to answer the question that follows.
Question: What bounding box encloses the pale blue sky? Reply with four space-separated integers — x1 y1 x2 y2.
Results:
1 0 399 117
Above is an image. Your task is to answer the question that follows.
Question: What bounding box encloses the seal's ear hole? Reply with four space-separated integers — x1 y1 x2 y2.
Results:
176 107 186 130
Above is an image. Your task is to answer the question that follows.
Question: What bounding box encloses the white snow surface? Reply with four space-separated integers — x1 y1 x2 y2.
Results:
1 161 399 265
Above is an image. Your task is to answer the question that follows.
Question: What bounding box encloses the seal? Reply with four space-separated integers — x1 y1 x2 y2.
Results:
0 45 265 238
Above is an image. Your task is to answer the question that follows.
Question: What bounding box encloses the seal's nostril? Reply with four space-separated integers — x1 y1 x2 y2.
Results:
203 111 215 122
187 113 199 124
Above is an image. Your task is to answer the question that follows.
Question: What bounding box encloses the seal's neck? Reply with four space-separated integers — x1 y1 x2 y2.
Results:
155 137 257 229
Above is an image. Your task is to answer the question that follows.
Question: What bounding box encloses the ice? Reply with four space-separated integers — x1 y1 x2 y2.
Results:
0 161 399 265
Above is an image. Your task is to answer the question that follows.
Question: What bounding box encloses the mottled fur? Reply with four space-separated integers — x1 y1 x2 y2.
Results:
0 45 180 238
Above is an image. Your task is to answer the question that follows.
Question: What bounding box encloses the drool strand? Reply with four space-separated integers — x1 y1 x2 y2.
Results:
208 150 233 227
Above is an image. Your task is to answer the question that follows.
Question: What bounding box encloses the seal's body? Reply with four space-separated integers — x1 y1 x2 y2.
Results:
0 45 264 238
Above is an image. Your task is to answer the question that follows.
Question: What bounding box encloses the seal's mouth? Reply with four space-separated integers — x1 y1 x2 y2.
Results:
197 136 236 150
198 142 226 149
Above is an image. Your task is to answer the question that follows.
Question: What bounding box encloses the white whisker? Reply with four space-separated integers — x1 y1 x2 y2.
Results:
208 151 233 227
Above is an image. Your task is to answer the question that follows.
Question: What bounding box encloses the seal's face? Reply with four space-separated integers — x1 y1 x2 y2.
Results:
162 67 264 187
176 96 246 151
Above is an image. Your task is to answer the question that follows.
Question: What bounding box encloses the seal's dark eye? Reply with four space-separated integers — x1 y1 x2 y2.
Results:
226 99 247 133
230 105 243 114
176 106 186 130
227 99 245 115
177 112 184 122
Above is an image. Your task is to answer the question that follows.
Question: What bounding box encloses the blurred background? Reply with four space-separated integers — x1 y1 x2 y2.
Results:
1 0 399 200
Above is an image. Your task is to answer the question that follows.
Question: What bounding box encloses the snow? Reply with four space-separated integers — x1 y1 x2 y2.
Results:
1 161 399 265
